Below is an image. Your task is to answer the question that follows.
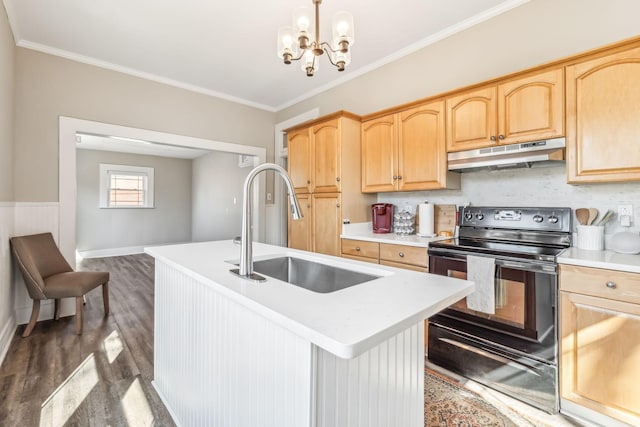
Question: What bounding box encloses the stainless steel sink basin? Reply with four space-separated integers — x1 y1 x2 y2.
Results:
249 256 380 293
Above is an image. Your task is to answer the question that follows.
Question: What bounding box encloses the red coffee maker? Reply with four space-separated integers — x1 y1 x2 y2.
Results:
372 203 394 233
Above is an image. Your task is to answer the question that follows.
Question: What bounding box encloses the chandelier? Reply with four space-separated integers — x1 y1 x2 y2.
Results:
277 0 354 76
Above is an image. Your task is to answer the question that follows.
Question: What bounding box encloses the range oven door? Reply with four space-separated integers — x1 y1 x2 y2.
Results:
428 322 558 413
428 248 556 342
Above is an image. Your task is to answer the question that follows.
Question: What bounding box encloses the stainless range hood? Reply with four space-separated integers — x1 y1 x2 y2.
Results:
447 137 566 172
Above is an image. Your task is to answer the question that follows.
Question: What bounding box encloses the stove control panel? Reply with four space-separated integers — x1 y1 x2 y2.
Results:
459 206 572 232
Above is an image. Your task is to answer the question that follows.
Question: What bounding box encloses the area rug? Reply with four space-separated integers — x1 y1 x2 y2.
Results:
424 368 541 427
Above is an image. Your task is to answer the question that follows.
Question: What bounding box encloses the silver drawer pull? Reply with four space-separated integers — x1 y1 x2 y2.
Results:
398 252 404 257
355 246 361 251
606 281 617 289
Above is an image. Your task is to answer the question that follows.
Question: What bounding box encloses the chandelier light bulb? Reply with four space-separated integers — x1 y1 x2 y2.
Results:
292 6 312 32
277 26 297 63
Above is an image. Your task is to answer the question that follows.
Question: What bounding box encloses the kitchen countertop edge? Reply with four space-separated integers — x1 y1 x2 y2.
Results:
558 247 640 273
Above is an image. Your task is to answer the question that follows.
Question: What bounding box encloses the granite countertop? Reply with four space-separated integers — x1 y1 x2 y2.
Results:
558 247 640 274
145 240 474 359
341 222 450 248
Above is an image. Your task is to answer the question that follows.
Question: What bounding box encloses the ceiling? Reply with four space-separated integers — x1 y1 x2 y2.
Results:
76 133 212 159
3 0 529 112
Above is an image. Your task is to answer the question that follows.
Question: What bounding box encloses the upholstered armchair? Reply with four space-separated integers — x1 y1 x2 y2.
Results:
10 232 109 336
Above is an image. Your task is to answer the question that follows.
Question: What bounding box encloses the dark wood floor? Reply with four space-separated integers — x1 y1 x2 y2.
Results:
0 253 175 426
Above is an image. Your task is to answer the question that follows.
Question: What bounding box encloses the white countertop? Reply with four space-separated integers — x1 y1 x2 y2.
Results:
558 247 640 273
146 240 474 359
341 222 449 248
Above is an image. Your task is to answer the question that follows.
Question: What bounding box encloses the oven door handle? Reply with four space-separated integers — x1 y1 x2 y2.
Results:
429 248 557 273
438 337 542 376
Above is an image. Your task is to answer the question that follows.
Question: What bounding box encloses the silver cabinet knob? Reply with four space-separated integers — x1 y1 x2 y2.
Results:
398 252 405 258
336 203 340 208
336 177 340 182
498 134 505 140
393 176 398 180
606 281 617 289
355 246 361 251
490 136 496 141
397 176 402 180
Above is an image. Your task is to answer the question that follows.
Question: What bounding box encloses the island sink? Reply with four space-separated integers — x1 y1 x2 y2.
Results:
248 256 381 293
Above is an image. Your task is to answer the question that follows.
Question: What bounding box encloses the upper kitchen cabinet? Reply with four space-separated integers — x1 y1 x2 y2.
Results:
446 68 564 152
566 45 640 183
361 101 460 193
311 119 341 193
287 112 361 194
288 128 312 194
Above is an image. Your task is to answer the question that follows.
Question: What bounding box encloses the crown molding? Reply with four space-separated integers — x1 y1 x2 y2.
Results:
15 39 277 112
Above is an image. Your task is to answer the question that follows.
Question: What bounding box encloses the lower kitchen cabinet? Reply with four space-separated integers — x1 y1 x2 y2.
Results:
379 243 428 272
289 193 342 256
312 193 342 256
288 193 312 251
341 239 379 263
559 264 640 426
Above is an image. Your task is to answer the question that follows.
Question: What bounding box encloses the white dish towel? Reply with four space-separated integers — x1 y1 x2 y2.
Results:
466 255 496 314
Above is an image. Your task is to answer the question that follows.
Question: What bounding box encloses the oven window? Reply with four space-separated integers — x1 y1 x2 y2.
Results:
446 269 526 329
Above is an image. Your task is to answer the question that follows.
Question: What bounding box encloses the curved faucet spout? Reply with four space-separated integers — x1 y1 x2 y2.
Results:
232 163 302 281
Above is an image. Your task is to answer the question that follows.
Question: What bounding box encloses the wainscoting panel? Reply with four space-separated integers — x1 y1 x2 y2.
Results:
314 323 425 427
12 203 68 324
0 203 16 366
153 260 313 427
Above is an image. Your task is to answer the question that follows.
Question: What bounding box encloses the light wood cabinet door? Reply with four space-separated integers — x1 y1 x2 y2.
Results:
312 193 341 256
288 129 312 193
566 46 640 183
361 115 397 193
497 68 564 145
312 119 341 193
287 193 311 251
398 101 447 191
446 85 497 152
560 291 640 426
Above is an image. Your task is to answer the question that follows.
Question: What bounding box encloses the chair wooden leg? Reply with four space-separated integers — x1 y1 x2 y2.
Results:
54 298 61 320
22 300 40 338
102 282 110 316
76 296 83 335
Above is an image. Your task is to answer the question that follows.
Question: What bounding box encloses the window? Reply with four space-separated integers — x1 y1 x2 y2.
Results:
99 164 154 208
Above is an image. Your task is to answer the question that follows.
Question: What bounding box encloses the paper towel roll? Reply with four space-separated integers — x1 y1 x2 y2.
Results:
418 202 435 236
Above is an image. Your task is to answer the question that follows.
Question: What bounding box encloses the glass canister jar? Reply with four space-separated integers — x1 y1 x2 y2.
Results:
394 209 416 235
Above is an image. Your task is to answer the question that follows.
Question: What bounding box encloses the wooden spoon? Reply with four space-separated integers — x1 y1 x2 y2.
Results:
587 208 599 225
575 208 589 225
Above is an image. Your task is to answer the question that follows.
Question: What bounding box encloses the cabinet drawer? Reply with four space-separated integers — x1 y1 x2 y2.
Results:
341 239 379 259
560 264 640 304
380 243 428 267
342 254 379 264
380 260 428 272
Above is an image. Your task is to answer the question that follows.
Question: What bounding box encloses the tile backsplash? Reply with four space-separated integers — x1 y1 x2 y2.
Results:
377 164 640 239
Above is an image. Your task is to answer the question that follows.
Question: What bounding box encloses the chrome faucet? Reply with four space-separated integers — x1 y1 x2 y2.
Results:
230 163 302 281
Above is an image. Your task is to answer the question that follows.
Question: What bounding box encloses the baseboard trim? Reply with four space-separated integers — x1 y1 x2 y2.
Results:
0 315 17 367
78 246 146 259
78 242 192 259
152 380 181 427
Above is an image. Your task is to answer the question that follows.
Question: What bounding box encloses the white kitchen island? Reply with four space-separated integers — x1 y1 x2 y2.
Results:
146 240 474 427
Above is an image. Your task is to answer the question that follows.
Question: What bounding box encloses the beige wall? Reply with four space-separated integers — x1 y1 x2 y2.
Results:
276 0 640 121
76 149 193 252
13 48 276 202
0 5 14 201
